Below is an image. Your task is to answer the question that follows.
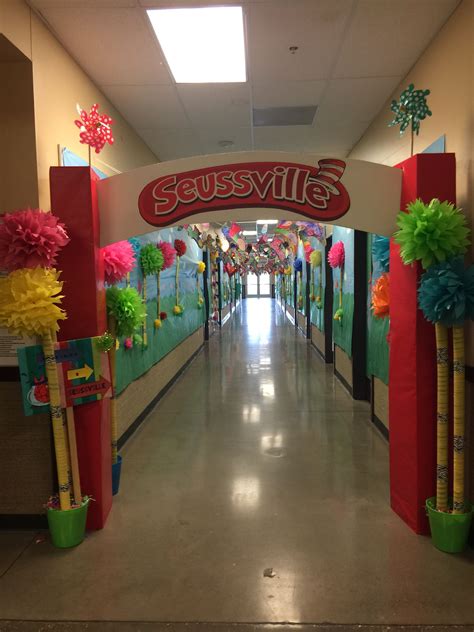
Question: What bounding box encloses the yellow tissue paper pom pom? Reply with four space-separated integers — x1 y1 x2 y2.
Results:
173 304 184 315
0 267 66 337
197 261 206 274
154 318 162 329
310 250 322 267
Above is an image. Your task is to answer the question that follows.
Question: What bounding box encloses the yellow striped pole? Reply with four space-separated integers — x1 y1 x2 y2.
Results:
435 323 449 511
452 325 465 514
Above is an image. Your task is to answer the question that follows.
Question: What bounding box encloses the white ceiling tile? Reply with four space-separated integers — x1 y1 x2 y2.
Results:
177 84 251 127
253 126 314 151
196 127 253 154
137 128 201 160
40 7 171 85
101 85 188 129
317 76 402 125
334 0 460 78
311 119 368 149
30 1 137 7
248 0 353 82
252 80 326 108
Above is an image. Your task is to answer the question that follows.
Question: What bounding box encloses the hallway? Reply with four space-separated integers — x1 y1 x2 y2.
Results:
0 299 473 627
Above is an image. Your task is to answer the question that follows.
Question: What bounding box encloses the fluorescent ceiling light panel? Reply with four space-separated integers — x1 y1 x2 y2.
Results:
243 230 257 236
147 7 246 83
257 219 278 224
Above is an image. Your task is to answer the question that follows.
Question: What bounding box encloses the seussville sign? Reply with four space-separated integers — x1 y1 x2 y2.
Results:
138 159 350 227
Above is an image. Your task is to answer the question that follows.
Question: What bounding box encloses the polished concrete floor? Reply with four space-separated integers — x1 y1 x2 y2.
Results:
0 299 473 628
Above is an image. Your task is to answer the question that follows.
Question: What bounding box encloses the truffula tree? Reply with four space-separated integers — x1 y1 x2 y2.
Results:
395 198 470 514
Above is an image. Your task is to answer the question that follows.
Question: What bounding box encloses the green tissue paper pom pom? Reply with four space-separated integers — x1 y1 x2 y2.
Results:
394 198 470 269
140 243 164 276
418 258 474 327
106 286 146 337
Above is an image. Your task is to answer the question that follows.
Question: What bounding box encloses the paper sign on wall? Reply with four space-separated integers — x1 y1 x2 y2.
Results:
17 335 112 416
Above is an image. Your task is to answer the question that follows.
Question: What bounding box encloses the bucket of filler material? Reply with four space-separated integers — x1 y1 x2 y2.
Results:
426 497 473 553
47 497 90 548
112 454 122 495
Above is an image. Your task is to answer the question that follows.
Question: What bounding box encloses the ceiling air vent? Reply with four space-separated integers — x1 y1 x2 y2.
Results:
253 105 317 127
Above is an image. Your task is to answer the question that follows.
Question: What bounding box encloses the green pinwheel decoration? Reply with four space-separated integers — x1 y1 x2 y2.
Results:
389 83 431 154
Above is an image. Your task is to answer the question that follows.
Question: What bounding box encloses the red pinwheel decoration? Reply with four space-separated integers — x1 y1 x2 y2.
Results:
75 104 114 154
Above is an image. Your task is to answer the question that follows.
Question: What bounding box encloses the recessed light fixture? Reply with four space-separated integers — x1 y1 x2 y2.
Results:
243 230 257 236
256 219 278 224
147 7 247 83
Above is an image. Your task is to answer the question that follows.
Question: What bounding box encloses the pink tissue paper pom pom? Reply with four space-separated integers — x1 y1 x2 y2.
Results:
328 241 345 269
102 240 136 285
124 337 133 349
157 241 176 271
0 208 69 272
305 247 314 263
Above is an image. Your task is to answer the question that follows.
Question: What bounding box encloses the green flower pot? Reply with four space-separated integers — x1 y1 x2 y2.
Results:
47 497 90 548
426 497 473 553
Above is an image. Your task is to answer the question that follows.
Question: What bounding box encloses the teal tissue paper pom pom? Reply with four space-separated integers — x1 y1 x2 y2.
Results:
418 258 474 327
372 235 390 272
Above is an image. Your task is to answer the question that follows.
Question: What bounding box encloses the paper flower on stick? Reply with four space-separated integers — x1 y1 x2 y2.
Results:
371 273 390 319
0 267 66 336
418 258 474 327
328 241 345 268
197 261 206 274
0 209 69 272
74 103 114 154
102 240 136 285
140 243 164 276
106 286 145 337
157 241 176 270
173 304 184 316
372 235 390 273
395 198 469 269
293 258 303 273
174 239 187 257
389 83 431 136
310 250 322 267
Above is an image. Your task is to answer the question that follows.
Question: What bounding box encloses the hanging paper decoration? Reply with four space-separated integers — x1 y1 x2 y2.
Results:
173 239 187 316
371 273 390 319
372 235 390 273
328 241 345 321
395 199 469 269
389 83 431 136
139 244 164 344
74 103 114 154
0 208 69 272
124 337 133 350
102 240 136 286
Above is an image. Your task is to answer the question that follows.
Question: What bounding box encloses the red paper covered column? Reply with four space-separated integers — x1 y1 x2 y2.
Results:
50 166 112 530
389 153 456 534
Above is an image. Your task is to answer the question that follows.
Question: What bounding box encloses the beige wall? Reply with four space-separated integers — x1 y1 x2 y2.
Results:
0 36 38 212
334 345 352 391
349 0 474 363
0 0 157 210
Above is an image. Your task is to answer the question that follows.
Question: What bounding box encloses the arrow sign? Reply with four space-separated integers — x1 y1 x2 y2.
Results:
67 364 93 381
66 376 111 403
55 348 80 364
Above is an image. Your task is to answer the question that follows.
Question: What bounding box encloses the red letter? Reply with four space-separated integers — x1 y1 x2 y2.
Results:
215 171 234 198
232 170 253 197
176 178 197 204
153 175 178 215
